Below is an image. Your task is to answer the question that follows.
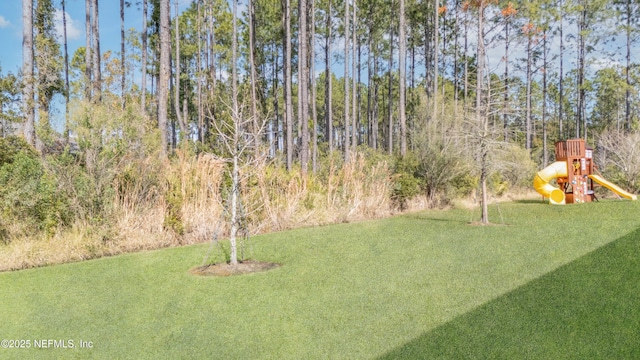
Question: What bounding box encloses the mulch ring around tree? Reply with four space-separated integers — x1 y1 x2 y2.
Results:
190 260 280 277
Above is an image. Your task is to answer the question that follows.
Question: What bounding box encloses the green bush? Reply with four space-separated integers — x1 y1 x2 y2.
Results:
392 154 422 210
0 148 71 237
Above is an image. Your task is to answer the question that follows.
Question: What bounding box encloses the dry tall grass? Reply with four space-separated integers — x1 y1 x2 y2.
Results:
0 151 394 271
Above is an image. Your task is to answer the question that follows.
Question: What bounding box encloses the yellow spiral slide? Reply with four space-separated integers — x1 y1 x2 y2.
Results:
533 161 568 204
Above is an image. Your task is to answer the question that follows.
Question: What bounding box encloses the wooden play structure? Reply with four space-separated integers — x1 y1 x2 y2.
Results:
533 139 637 205
555 139 594 204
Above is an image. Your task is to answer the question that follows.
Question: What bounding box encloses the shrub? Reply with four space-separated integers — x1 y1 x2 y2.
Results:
0 150 71 237
392 154 422 210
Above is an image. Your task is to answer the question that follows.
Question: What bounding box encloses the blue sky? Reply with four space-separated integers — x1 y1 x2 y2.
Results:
0 1 192 131
0 0 192 76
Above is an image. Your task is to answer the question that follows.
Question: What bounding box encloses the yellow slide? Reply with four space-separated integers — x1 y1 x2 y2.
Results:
533 161 567 204
588 174 637 200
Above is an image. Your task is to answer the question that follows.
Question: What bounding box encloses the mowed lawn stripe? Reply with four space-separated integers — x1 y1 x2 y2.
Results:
1 200 639 359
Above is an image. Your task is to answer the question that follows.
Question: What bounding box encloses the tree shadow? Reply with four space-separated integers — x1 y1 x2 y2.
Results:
377 227 640 359
514 199 547 204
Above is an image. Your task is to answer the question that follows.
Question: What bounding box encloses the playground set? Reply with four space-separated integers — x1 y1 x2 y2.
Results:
533 139 637 205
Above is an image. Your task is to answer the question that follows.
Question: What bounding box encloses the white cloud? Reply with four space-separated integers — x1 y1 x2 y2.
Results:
0 15 10 28
54 9 81 41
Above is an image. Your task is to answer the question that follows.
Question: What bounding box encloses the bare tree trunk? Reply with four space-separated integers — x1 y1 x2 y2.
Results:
158 0 170 159
476 3 488 224
399 0 407 156
230 145 239 265
22 0 35 146
230 0 239 265
284 0 293 170
344 0 350 161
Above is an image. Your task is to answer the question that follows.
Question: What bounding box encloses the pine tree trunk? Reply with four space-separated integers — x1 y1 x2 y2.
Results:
559 3 564 138
284 0 293 170
387 25 394 155
158 0 170 159
85 0 92 100
432 0 438 122
299 0 309 175
625 0 631 132
92 0 101 101
344 0 350 161
121 0 126 109
62 0 71 142
324 0 333 151
351 0 357 152
503 17 509 141
525 31 533 150
311 0 318 173
141 0 147 115
22 0 35 146
399 0 407 157
542 30 548 167
196 0 203 143
249 0 260 155
174 0 187 141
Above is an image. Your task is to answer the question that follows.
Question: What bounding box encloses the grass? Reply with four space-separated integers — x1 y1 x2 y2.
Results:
1 200 639 359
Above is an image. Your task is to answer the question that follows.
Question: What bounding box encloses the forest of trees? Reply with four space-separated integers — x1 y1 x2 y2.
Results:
0 0 639 268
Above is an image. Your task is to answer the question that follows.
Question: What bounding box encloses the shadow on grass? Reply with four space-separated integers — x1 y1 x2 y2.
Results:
378 227 640 359
402 213 468 225
513 199 547 204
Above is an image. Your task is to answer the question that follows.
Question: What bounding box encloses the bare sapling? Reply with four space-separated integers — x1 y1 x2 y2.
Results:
209 97 267 266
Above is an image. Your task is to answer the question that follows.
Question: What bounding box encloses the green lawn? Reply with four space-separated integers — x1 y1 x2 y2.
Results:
1 200 639 359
